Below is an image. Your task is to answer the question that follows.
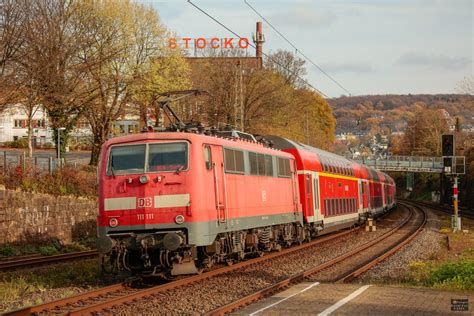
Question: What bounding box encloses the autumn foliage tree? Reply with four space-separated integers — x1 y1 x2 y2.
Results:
396 108 449 156
80 0 189 165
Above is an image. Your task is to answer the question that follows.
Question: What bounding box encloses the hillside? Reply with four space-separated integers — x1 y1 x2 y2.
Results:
328 94 474 135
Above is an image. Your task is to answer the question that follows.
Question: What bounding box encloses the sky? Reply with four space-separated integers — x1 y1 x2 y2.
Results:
139 0 473 97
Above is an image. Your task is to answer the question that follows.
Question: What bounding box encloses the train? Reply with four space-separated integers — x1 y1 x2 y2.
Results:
96 131 396 276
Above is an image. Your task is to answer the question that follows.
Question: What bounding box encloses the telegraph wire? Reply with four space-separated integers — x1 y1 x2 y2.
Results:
187 0 330 98
244 0 352 96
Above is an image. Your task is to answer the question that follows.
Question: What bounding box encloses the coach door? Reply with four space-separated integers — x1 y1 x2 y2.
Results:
361 179 370 212
207 145 226 224
311 172 321 222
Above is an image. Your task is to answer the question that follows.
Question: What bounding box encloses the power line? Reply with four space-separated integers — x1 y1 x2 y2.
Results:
244 0 352 96
187 0 330 98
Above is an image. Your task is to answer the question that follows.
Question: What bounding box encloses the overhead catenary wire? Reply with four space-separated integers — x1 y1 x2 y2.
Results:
187 0 330 99
244 0 351 96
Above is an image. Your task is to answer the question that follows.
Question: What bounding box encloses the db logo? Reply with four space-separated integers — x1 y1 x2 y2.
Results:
138 197 153 208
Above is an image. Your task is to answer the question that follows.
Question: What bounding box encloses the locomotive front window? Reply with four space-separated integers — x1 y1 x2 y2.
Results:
148 143 188 172
107 142 188 175
108 144 146 175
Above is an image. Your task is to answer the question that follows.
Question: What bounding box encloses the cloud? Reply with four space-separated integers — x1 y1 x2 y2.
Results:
319 61 375 74
270 7 337 29
397 52 472 69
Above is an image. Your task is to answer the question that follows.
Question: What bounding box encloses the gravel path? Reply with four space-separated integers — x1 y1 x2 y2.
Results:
111 208 409 315
360 207 443 283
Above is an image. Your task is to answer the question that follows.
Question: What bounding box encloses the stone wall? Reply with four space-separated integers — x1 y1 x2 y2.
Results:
0 189 97 245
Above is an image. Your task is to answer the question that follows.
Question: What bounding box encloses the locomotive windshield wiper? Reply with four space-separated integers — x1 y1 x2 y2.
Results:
175 165 184 174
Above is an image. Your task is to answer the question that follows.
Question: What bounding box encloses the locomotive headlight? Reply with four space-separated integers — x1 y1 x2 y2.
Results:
175 215 185 224
139 175 149 184
109 218 119 228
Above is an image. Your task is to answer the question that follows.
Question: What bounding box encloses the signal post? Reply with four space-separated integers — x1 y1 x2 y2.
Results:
442 134 465 232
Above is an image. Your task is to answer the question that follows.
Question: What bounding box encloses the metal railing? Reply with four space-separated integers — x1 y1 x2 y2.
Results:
0 151 83 175
352 155 444 173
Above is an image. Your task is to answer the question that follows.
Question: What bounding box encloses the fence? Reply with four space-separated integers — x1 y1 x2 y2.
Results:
0 151 84 175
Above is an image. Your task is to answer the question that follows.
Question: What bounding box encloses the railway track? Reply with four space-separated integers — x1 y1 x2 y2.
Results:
400 199 474 220
5 206 413 316
5 227 360 316
0 250 98 272
206 202 426 315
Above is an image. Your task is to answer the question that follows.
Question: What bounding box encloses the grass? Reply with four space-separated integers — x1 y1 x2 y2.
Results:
406 212 474 292
0 259 102 312
0 237 96 259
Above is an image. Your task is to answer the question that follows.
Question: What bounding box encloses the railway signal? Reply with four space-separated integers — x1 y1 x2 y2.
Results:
442 134 454 156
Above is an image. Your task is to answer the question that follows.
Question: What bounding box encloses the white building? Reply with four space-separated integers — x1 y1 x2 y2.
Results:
0 105 52 146
0 105 142 146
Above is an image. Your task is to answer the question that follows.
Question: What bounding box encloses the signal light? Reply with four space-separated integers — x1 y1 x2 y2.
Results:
442 134 454 156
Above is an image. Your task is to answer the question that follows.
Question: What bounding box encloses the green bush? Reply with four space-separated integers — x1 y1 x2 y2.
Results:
427 260 474 290
0 246 17 257
3 138 29 148
38 246 59 256
0 165 97 198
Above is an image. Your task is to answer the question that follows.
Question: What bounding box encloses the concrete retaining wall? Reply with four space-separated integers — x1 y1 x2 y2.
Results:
0 188 97 245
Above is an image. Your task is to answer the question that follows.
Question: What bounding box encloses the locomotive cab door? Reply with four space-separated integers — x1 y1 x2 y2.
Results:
207 145 226 224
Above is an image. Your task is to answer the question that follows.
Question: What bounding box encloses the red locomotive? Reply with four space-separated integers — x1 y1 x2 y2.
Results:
96 131 396 276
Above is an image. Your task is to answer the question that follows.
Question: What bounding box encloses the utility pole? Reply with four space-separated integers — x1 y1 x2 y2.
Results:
239 64 244 131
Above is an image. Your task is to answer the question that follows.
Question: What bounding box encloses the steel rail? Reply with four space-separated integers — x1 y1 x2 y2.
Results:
337 202 426 283
5 227 359 316
0 250 98 271
399 198 474 220
206 203 424 316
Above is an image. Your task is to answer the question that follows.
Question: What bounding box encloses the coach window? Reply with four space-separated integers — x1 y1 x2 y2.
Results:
249 152 258 175
331 199 336 215
204 145 212 170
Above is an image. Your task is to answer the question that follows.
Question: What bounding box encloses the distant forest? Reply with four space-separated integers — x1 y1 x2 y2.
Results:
328 94 474 135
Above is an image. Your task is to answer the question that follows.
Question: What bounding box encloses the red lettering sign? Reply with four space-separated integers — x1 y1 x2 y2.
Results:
224 37 234 49
168 38 177 49
210 37 220 49
195 37 206 49
183 37 192 49
238 38 249 49
168 37 250 50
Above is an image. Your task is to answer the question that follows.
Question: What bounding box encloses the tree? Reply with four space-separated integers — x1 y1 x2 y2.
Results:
397 109 449 156
0 0 27 109
22 0 100 159
79 0 189 165
264 50 307 88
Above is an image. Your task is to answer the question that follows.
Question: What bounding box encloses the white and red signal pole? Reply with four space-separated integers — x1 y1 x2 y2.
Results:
453 175 461 231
